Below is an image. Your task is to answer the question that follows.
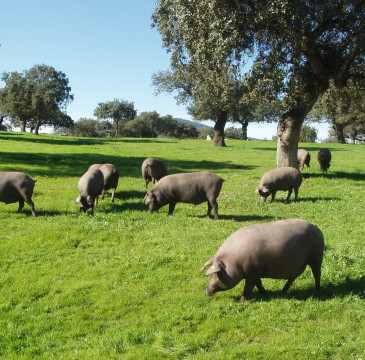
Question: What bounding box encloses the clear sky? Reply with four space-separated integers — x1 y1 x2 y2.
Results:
1 0 329 140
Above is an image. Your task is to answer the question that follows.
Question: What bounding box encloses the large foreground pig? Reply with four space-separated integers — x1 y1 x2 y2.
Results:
318 148 331 174
76 168 104 214
88 163 119 202
141 158 167 188
256 167 303 202
201 219 324 301
0 172 37 217
144 171 224 220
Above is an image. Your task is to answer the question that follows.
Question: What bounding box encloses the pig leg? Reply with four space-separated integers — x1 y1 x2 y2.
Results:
17 199 25 212
168 202 176 215
282 277 297 292
145 179 149 188
270 191 276 202
101 189 106 200
239 275 260 302
294 188 299 201
256 278 266 296
26 200 36 217
308 260 322 290
286 187 293 201
206 202 212 218
111 187 116 202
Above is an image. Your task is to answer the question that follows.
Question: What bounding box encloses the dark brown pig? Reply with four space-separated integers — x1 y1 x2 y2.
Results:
144 171 224 219
318 148 331 174
141 158 167 188
76 168 104 214
201 219 324 302
0 172 37 216
255 167 303 202
88 163 119 202
297 149 311 171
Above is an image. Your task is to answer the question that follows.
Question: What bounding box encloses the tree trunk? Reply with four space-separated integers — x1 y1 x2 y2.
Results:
114 120 119 138
241 120 248 140
34 120 40 135
213 111 227 147
332 122 346 143
20 119 26 132
277 110 305 169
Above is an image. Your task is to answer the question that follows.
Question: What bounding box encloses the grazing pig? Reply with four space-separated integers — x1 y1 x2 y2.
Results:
88 163 119 202
255 167 303 202
141 158 167 188
318 148 331 174
76 168 104 214
144 171 224 220
201 219 324 302
0 172 37 217
297 149 311 171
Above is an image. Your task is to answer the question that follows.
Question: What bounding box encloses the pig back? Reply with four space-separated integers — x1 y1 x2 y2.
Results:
215 219 323 279
262 167 302 191
78 169 104 196
0 172 36 203
156 172 223 204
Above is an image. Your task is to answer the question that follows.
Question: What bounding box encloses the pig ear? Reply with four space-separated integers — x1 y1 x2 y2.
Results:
76 195 81 204
205 260 223 276
144 191 153 204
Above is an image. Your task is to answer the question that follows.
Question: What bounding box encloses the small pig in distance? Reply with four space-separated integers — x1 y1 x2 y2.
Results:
141 158 167 188
0 172 37 217
144 171 224 220
318 148 331 174
201 219 324 302
297 149 311 171
88 163 119 202
76 168 104 214
256 167 303 202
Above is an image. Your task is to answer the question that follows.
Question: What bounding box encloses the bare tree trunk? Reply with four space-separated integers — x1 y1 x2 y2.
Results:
332 122 346 143
114 120 119 138
34 120 40 135
20 119 26 132
213 111 227 147
241 120 248 140
277 110 305 169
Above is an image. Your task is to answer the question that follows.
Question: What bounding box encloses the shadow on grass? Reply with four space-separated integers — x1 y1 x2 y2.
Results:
226 276 365 302
0 151 256 179
304 171 365 181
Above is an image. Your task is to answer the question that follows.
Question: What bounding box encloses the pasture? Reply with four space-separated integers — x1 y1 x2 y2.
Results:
0 131 364 359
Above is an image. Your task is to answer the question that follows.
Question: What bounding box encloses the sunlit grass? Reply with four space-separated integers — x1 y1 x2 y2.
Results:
0 131 364 359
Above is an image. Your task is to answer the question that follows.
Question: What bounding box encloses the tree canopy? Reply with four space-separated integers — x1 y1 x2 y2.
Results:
94 99 137 138
153 0 365 166
0 64 74 134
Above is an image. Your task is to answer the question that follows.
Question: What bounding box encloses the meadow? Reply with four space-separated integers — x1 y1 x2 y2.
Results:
0 131 364 359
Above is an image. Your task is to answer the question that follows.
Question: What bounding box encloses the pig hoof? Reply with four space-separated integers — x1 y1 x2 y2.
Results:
238 296 246 302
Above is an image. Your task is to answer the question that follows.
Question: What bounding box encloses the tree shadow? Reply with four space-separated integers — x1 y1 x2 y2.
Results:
297 196 342 202
0 151 256 179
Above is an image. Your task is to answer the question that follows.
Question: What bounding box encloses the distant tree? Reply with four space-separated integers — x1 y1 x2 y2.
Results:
197 127 214 140
0 65 73 134
153 0 365 167
299 125 318 143
94 99 137 138
309 78 365 143
344 123 365 144
0 71 32 131
225 127 245 140
71 118 101 138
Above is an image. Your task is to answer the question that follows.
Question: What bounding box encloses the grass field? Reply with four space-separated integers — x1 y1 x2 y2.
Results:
0 131 364 359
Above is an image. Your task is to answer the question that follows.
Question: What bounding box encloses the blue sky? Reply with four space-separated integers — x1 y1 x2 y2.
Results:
1 0 329 139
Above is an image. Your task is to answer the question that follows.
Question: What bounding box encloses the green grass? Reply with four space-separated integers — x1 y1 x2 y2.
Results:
0 131 364 359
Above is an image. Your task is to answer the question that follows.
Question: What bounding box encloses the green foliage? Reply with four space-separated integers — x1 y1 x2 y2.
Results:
0 65 73 134
94 99 137 138
153 0 365 162
62 118 113 138
0 132 364 359
299 125 318 143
